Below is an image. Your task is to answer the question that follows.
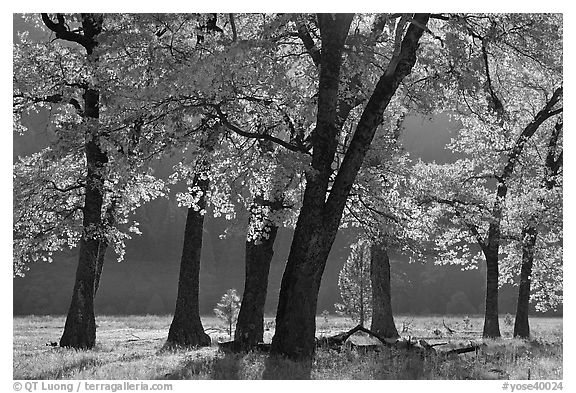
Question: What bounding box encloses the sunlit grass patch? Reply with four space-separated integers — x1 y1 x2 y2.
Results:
14 315 562 380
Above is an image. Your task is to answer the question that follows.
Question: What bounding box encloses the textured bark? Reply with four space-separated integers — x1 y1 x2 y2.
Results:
482 250 501 338
166 174 211 348
60 84 107 348
370 243 399 339
60 105 108 348
234 211 279 349
513 226 537 338
270 13 429 360
270 14 353 360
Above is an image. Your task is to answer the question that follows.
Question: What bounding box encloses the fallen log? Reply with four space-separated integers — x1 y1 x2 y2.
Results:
316 324 397 350
316 325 481 357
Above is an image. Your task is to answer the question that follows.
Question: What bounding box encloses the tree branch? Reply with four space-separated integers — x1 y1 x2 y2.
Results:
15 93 84 116
324 14 430 221
229 13 238 42
500 86 562 182
427 196 487 249
355 194 401 224
211 104 310 154
41 14 90 50
296 22 321 67
47 180 85 193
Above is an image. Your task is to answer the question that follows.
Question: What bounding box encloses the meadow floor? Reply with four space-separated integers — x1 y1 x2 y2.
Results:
13 315 562 380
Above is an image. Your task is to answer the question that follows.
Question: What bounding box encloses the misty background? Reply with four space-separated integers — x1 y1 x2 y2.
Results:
14 109 561 317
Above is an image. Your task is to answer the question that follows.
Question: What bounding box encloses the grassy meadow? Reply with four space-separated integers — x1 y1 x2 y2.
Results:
13 314 562 380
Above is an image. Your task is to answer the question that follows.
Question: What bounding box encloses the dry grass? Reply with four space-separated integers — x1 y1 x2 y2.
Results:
13 315 562 380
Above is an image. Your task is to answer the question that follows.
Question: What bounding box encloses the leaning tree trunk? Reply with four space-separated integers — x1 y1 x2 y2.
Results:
514 226 537 338
234 208 279 349
370 243 399 339
270 212 337 359
60 92 108 348
166 174 211 347
270 14 429 360
514 120 562 339
480 88 562 339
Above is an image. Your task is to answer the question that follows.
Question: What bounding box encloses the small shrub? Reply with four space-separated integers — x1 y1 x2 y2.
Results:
214 289 241 338
462 316 472 330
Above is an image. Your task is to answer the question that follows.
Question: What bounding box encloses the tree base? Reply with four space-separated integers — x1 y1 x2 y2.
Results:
60 330 96 350
165 328 211 348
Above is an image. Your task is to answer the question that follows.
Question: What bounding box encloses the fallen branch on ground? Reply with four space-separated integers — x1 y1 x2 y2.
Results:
443 319 456 334
317 324 481 356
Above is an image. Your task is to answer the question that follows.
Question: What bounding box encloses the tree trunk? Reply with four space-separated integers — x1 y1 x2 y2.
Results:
60 87 107 349
514 120 562 339
40 14 106 350
270 14 353 360
370 243 399 339
473 89 561 339
166 174 211 347
234 210 279 349
483 250 501 338
270 219 335 359
514 226 537 338
270 14 429 360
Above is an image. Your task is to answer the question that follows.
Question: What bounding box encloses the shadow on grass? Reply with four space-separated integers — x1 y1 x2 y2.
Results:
261 354 312 380
158 348 242 380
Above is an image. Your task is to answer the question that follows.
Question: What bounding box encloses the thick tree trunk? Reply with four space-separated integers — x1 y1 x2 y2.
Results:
166 174 211 347
270 14 429 360
270 14 353 360
483 250 501 338
514 226 537 338
270 221 335 359
60 88 107 349
234 210 279 349
370 243 399 339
